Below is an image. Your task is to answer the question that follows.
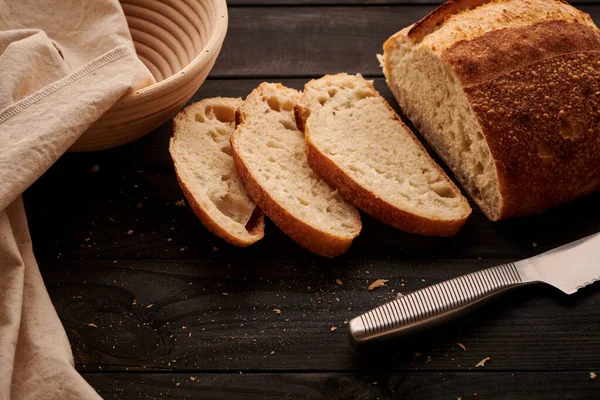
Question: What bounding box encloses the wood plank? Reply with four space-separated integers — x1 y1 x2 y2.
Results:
24 78 600 261
81 372 600 400
208 5 600 77
41 259 600 371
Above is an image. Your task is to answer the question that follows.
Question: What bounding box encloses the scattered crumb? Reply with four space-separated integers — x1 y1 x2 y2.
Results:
88 323 98 328
84 238 91 242
475 357 491 368
343 320 348 324
126 230 134 235
137 202 143 208
189 377 196 381
368 279 389 291
457 397 462 400
136 170 144 174
167 238 172 242
180 247 186 252
336 279 343 286
270 351 275 355
175 199 186 207
396 292 404 299
175 383 181 388
146 303 154 309
591 372 597 379
415 353 421 357
273 308 281 315
457 343 467 351
533 242 538 247
132 299 137 305
212 246 219 252
330 326 337 333
89 165 99 173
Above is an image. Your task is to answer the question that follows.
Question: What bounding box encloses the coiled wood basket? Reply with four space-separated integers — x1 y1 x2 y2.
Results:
70 0 228 152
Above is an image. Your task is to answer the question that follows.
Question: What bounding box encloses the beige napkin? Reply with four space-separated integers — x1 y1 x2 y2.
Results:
0 1 154 398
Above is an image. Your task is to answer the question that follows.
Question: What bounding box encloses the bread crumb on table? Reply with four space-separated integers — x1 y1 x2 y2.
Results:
88 323 98 328
368 279 389 291
330 326 337 332
273 308 281 315
89 165 99 173
457 343 467 351
175 199 186 207
475 357 491 368
591 372 597 379
126 230 134 235
336 279 343 285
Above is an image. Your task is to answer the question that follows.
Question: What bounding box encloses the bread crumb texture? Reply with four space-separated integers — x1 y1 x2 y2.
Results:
475 356 491 368
170 98 263 246
301 73 471 228
367 279 389 291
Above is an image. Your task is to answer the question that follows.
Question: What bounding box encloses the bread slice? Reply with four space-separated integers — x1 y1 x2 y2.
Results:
170 98 264 247
231 83 361 257
296 73 471 237
381 0 600 220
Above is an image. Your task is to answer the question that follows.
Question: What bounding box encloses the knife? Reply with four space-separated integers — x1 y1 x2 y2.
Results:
349 232 600 346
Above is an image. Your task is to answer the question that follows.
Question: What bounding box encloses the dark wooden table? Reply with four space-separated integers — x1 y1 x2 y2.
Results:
24 1 600 399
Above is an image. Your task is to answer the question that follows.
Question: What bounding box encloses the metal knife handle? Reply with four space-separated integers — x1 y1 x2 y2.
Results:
349 263 527 346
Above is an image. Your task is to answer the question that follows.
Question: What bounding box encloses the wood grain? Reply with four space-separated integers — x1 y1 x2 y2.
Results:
81 372 600 400
209 5 600 78
41 259 600 371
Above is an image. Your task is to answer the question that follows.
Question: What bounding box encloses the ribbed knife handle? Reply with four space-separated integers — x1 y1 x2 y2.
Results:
349 263 526 346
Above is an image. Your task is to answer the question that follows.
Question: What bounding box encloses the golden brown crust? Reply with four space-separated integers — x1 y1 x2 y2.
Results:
232 85 361 257
407 0 571 44
172 162 265 247
443 21 600 86
296 75 471 237
462 49 600 219
408 0 494 43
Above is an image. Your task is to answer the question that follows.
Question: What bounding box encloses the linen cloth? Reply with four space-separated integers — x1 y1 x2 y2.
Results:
0 1 154 398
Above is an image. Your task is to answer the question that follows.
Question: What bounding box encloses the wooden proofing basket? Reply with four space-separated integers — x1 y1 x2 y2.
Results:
70 0 228 152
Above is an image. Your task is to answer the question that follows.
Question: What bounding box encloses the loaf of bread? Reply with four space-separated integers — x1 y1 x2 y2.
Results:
381 0 600 221
296 73 472 237
232 83 362 257
170 98 264 247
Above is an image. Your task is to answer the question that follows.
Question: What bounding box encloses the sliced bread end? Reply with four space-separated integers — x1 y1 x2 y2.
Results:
170 97 264 247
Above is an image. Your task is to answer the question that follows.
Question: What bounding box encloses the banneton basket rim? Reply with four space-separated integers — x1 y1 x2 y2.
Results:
125 0 227 100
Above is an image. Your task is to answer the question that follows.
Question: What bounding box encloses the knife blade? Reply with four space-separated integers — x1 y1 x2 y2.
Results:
349 232 600 346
